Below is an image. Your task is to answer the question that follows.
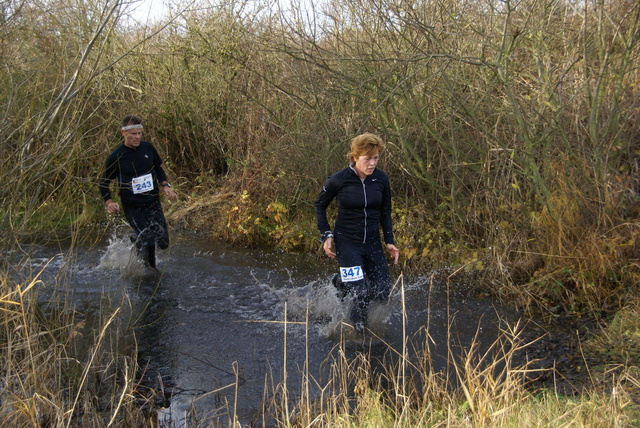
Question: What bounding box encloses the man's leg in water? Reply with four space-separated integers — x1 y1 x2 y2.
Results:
141 202 170 268
148 201 170 250
123 202 168 268
349 279 370 332
123 204 151 266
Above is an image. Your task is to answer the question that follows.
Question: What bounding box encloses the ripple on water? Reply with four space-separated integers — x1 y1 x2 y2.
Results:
15 231 520 427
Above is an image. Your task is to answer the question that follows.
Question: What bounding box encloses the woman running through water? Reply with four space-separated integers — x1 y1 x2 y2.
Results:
315 133 400 333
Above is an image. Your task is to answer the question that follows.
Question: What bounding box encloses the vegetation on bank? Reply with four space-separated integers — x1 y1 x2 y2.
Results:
1 0 639 315
1 0 640 425
1 265 638 426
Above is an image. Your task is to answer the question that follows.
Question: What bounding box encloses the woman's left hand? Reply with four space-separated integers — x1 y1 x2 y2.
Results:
387 244 400 265
323 237 336 258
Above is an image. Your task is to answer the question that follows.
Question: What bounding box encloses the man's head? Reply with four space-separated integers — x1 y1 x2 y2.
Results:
120 114 143 149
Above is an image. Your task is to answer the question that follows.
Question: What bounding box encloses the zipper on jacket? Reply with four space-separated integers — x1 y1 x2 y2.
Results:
361 177 367 243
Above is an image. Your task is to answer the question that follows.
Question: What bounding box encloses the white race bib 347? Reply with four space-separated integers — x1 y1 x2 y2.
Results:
340 266 364 282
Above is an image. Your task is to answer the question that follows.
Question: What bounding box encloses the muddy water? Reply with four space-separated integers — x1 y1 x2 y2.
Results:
13 231 520 427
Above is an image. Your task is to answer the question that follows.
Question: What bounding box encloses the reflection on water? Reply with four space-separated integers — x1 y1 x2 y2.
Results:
10 231 520 427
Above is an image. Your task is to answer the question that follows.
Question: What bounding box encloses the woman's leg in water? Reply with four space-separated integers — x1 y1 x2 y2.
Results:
335 238 370 332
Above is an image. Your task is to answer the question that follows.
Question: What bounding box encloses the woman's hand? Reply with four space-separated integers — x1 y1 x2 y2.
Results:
387 244 400 265
323 237 336 258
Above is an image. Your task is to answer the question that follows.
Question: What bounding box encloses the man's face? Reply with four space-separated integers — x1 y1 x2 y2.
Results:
121 129 142 149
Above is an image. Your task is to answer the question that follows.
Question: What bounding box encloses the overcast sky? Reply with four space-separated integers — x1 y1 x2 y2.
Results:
126 0 170 24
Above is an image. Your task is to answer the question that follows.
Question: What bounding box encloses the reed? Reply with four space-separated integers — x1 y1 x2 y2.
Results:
260 277 638 427
0 253 153 427
2 0 639 315
1 0 640 422
0 240 637 427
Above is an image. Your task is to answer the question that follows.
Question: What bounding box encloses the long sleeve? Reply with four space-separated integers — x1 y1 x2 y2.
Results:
151 145 168 184
98 154 118 202
314 177 337 234
379 178 394 245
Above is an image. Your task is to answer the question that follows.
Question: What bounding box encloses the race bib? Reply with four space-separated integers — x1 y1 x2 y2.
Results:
340 266 364 282
131 173 154 194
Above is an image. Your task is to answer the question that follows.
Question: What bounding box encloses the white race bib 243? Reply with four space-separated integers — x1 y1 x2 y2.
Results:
131 173 154 194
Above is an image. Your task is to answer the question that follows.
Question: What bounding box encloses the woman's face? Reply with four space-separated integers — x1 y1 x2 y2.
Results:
353 150 379 178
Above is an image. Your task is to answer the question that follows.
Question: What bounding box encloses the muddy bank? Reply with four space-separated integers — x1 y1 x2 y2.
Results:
516 312 640 404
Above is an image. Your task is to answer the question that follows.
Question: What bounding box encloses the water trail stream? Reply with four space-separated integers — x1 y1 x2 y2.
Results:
12 231 520 427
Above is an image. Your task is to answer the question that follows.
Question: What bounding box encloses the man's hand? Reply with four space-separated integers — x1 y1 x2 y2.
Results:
105 199 120 214
163 185 177 201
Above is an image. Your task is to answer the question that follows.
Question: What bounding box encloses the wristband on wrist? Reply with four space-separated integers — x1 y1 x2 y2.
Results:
320 231 334 242
162 183 171 187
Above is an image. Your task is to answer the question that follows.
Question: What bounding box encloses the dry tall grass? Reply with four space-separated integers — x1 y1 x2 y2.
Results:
1 0 640 423
257 277 638 427
0 262 152 426
0 246 637 426
1 0 639 314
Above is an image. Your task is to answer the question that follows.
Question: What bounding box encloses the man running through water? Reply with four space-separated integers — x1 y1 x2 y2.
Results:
99 114 177 268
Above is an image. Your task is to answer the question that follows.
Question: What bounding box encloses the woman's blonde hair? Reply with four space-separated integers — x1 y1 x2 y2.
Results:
348 133 385 162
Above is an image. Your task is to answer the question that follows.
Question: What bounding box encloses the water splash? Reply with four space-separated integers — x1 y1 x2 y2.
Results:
271 278 396 340
97 234 157 279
